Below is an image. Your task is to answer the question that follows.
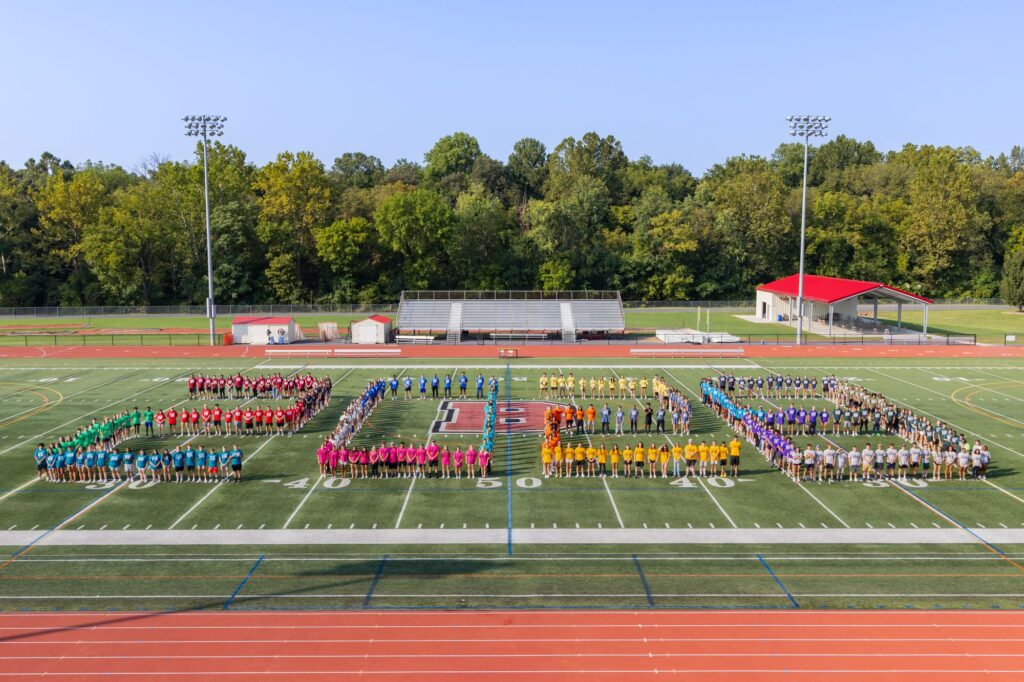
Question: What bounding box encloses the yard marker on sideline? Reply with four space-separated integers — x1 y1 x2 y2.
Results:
631 554 655 607
223 554 264 609
363 555 388 609
758 554 799 608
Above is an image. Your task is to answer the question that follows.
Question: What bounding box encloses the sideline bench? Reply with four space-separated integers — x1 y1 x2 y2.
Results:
489 333 547 341
631 347 744 357
395 334 437 344
264 347 401 358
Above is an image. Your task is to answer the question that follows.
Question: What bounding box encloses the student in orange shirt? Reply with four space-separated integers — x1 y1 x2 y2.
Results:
585 404 597 434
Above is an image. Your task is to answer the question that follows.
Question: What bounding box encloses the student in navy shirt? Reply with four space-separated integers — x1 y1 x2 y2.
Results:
430 374 440 399
443 374 452 398
458 373 468 399
476 374 485 399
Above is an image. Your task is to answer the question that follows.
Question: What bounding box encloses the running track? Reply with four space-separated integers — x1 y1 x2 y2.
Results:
2 610 1024 680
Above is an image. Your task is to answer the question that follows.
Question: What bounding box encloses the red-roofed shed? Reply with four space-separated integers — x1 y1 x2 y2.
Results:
755 274 932 335
230 316 302 345
351 315 392 344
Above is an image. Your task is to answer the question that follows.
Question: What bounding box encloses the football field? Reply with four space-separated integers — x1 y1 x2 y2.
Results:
1 356 1024 610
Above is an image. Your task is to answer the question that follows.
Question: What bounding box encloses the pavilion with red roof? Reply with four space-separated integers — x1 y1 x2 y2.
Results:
755 274 932 335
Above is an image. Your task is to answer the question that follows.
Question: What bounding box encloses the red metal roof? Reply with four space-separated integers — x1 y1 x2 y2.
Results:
367 315 392 324
757 275 932 305
231 316 294 325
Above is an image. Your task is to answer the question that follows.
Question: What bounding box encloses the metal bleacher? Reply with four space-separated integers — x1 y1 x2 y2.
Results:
397 291 625 343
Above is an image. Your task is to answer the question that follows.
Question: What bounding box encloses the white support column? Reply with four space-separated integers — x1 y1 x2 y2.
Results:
923 304 928 335
828 304 833 336
873 298 878 321
897 302 902 329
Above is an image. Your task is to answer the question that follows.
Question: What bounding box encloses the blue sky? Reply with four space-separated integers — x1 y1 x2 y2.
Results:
1 0 1020 174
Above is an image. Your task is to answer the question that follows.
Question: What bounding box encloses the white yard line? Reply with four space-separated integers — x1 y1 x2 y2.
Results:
601 477 625 528
394 477 416 529
982 479 1024 505
931 370 1024 404
168 435 278 530
282 475 323 529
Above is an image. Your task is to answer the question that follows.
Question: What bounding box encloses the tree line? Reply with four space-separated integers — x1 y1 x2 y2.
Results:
1 132 1023 307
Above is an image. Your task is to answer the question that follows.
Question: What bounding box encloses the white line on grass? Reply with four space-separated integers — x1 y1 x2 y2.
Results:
931 371 1024 405
982 479 1024 505
282 475 323 529
560 368 627 528
169 435 278 529
394 477 416 529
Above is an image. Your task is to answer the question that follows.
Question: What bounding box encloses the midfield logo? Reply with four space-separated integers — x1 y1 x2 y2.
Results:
430 400 558 434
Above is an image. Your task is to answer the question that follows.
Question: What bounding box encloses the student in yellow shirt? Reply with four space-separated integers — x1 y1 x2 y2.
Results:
589 377 597 399
622 444 633 478
597 444 607 477
698 441 710 477
639 376 649 398
596 377 605 398
618 377 627 397
578 377 586 399
671 442 684 478
539 373 548 399
553 443 564 478
609 444 620 478
684 439 698 477
708 441 720 477
541 444 552 478
658 444 670 479
718 441 729 477
633 442 646 479
728 437 742 477
566 373 575 398
586 444 597 477
648 441 658 478
628 377 637 398
574 443 585 477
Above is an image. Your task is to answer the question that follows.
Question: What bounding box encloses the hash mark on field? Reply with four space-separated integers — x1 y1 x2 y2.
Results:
349 523 355 529
372 523 377 529
191 524 197 530
665 523 670 529
417 523 422 529
934 523 942 528
754 523 760 529
439 523 444 529
776 523 782 529
798 523 805 529
575 523 580 529
978 523 986 528
1002 523 1009 528
259 524 266 530
326 523 332 529
911 523 918 528
5 525 14 531
122 525 129 530
821 523 828 528
687 523 693 528
866 522 873 528
709 523 715 528
643 522 648 528
213 524 219 530
98 525 106 530
596 522 601 529
236 524 243 530
486 523 490 529
304 523 310 529
888 523 896 528
76 525 84 530
552 523 557 529
29 525 37 531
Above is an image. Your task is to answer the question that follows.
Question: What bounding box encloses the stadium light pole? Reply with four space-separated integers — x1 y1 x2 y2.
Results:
787 115 829 344
183 115 226 346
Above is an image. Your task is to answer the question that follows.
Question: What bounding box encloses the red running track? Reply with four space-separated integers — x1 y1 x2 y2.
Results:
0 344 1021 360
2 610 1024 680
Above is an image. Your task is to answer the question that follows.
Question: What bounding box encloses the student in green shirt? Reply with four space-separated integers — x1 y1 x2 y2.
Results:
143 407 155 437
131 408 142 437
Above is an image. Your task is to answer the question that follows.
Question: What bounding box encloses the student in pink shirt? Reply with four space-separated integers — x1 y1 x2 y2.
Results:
369 447 379 478
359 448 370 478
440 446 452 479
453 447 464 479
415 445 427 478
388 443 398 478
465 445 477 478
317 441 330 476
478 448 491 477
327 445 339 479
426 443 439 477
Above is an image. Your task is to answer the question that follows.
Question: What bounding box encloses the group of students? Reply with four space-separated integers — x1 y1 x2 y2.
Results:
538 372 665 400
539 433 741 479
316 441 493 479
154 375 332 438
34 443 245 483
387 373 499 400
187 372 318 400
702 374 994 483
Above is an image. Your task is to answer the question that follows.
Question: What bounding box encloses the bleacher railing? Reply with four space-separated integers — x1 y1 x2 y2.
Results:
401 290 621 301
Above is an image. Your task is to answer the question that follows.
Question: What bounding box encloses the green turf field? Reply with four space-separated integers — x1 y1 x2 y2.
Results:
0 356 1023 610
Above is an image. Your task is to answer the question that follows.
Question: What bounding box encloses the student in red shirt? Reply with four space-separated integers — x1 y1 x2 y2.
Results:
155 410 166 436
212 405 223 436
201 406 212 436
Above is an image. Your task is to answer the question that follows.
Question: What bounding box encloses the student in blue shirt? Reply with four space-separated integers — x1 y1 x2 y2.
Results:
96 449 108 483
218 447 231 481
476 374 485 399
418 375 427 399
430 374 439 399
443 374 452 398
108 449 122 482
45 451 58 482
160 450 173 482
185 447 196 481
135 450 149 482
34 444 47 480
196 448 208 482
403 376 413 399
172 448 185 483
83 449 97 483
229 445 243 482
458 373 468 399
389 376 399 399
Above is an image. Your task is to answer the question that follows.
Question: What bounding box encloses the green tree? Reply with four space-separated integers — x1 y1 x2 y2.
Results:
253 151 332 300
450 184 516 288
507 137 548 202
211 201 266 303
545 132 627 201
373 188 454 289
423 132 481 182
1000 248 1024 311
313 216 384 302
329 152 384 190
